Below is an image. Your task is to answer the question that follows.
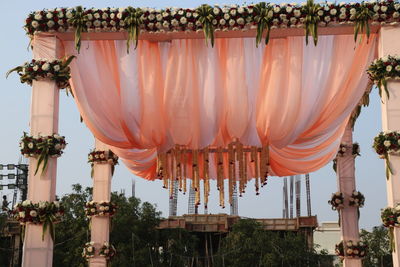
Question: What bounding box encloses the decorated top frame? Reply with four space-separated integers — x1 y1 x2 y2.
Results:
25 0 400 52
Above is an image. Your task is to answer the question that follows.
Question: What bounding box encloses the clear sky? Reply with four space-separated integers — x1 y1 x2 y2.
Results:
0 0 386 230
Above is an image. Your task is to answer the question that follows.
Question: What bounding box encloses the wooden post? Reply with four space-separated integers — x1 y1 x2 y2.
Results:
89 139 113 267
22 36 62 267
337 123 361 267
379 26 400 267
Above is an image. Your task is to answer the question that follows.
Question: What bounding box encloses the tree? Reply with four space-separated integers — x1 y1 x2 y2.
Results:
360 226 392 267
215 219 328 267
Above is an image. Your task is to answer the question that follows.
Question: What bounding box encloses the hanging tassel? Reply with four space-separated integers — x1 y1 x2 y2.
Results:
251 147 260 195
193 150 200 205
228 143 234 205
217 147 224 208
165 152 170 189
175 146 182 191
243 150 248 195
237 142 244 196
203 147 210 209
183 150 187 194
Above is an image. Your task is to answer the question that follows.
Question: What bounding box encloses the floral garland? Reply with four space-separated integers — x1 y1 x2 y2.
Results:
82 241 96 260
333 142 360 172
373 131 400 180
349 190 365 208
99 242 116 260
85 201 117 218
12 200 64 241
367 55 400 99
24 1 400 52
335 240 367 258
328 192 344 210
20 133 67 175
88 150 119 176
381 204 400 251
7 56 75 89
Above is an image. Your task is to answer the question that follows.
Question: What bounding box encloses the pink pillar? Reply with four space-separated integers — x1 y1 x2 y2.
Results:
337 123 361 267
22 36 63 267
89 139 112 267
379 26 400 267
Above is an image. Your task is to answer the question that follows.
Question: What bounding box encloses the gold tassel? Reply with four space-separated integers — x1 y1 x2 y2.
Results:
193 149 200 205
176 146 182 191
228 143 234 205
166 152 171 189
252 147 260 195
260 146 269 186
183 149 187 194
160 153 168 189
237 142 244 196
243 150 248 195
217 147 224 208
203 147 210 209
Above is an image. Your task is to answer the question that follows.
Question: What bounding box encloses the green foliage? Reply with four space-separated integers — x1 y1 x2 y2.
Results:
215 219 328 267
360 226 392 267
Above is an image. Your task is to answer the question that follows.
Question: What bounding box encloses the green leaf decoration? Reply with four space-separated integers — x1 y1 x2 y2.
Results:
385 155 393 180
302 0 321 46
6 66 23 79
196 4 215 47
67 6 88 53
354 3 373 43
254 2 274 47
124 7 144 53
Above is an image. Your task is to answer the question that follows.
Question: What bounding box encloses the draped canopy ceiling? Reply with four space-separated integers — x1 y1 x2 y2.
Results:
29 2 382 205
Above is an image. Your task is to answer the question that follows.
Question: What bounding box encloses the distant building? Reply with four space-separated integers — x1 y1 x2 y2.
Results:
314 221 341 255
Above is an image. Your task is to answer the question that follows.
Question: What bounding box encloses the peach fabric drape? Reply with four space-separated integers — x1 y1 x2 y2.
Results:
51 35 376 180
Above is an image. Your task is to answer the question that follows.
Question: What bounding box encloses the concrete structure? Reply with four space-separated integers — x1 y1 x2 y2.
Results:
314 221 341 255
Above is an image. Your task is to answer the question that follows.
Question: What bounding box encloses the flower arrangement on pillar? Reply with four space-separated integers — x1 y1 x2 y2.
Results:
373 131 400 180
335 240 368 259
99 242 116 260
349 190 365 220
85 201 117 218
333 142 360 172
88 149 119 176
329 192 344 210
381 204 400 251
19 132 67 175
6 56 75 91
12 200 64 241
367 55 400 99
82 241 96 260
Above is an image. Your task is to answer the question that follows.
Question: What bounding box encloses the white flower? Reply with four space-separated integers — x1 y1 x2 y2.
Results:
237 17 245 25
38 201 46 209
99 206 105 211
155 22 162 29
42 63 50 71
290 17 297 24
58 20 64 26
156 14 162 21
30 210 37 217
219 19 226 26
381 5 388 12
102 13 109 20
90 241 95 245
394 12 400 19
180 17 187 24
148 14 155 21
46 13 53 19
330 9 337 15
324 16 331 22
359 241 364 246
66 11 73 19
341 147 346 152
224 13 230 20
162 12 169 18
347 248 353 254
193 12 199 18
238 7 245 14
339 13 347 19
28 142 34 149
382 56 389 62
230 9 237 16
350 8 356 15
87 247 93 253
395 4 400 10
19 211 25 218
58 12 64 18
90 208 96 213
229 19 235 26
274 6 281 13
34 14 42 20
162 21 170 28
318 10 324 16
54 144 61 150
117 13 123 20
171 19 179 27
294 10 301 17
31 21 39 28
347 241 353 247
386 65 393 72
93 20 101 27
22 200 31 206
54 201 60 208
186 12 192 18
286 6 293 13
373 5 380 12
398 139 400 145
384 140 391 147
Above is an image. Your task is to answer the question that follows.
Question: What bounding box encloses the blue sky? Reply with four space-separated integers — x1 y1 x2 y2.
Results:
0 0 385 230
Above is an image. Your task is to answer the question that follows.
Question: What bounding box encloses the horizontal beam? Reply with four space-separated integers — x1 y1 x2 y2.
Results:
38 25 380 42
